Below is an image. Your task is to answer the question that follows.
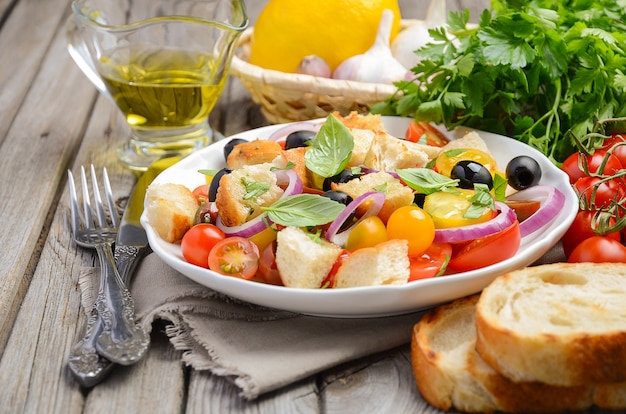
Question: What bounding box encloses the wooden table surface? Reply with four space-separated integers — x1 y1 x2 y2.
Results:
1 1 611 413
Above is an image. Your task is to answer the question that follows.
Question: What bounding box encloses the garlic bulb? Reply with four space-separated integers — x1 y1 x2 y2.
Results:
332 9 409 84
391 0 447 69
296 55 332 77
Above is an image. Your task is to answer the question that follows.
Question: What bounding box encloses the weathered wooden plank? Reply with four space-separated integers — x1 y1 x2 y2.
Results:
0 0 97 355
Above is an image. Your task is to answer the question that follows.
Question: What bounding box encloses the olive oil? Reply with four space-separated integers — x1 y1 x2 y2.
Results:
99 48 225 130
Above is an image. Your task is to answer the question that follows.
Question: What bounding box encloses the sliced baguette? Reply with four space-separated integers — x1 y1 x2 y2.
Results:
475 262 626 386
412 294 626 413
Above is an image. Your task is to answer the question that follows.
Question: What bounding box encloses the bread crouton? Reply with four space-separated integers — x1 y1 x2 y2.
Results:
215 163 284 227
347 128 376 167
226 139 283 169
272 146 312 188
334 239 410 288
440 131 490 154
335 172 414 223
275 226 343 288
145 183 199 243
363 132 429 171
333 111 386 133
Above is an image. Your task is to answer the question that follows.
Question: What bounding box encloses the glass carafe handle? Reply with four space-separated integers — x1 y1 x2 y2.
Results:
66 16 109 98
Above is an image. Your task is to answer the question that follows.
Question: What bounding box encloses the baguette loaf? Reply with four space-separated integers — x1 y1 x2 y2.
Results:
412 294 626 413
475 262 626 386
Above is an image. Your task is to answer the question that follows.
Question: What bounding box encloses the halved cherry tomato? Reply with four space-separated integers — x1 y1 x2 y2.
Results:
568 236 626 263
321 250 351 288
405 120 449 147
408 242 452 281
208 236 260 279
560 149 622 184
181 223 226 268
561 210 621 258
448 220 521 272
387 205 435 256
505 199 541 222
423 189 495 229
345 216 388 251
192 184 209 202
257 241 282 285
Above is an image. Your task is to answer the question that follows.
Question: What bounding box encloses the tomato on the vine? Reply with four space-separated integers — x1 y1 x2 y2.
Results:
572 176 625 209
561 210 620 258
208 236 260 279
408 242 452 281
560 149 622 184
405 121 449 147
448 221 521 272
181 223 226 268
601 134 626 167
568 236 626 263
387 205 435 256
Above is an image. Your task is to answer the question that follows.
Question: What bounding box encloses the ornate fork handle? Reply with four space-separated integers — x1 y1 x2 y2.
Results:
93 242 149 366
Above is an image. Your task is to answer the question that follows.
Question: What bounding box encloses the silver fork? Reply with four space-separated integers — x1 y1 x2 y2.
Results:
67 165 149 378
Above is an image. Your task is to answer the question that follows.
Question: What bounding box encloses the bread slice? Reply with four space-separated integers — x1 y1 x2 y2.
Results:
275 226 343 288
440 130 490 155
145 183 199 243
215 163 284 227
475 262 626 386
363 131 429 171
334 171 414 223
412 294 626 413
333 239 410 288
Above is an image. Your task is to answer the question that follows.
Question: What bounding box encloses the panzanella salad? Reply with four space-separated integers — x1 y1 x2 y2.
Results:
145 112 565 288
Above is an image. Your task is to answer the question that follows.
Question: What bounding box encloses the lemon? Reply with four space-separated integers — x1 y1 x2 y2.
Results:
249 0 402 73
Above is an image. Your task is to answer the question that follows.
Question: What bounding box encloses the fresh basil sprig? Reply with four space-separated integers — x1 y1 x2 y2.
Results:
396 168 459 194
304 113 354 178
261 194 345 227
465 183 496 219
241 178 270 200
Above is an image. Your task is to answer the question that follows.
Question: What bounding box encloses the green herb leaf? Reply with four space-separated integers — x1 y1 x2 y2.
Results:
261 194 345 227
396 168 459 194
198 169 220 176
464 183 495 219
241 178 270 200
493 173 508 202
304 113 354 178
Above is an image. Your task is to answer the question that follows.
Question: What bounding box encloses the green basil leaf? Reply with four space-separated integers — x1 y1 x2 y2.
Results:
396 168 459 195
464 183 495 219
241 178 270 200
304 113 354 178
261 194 345 227
493 172 508 202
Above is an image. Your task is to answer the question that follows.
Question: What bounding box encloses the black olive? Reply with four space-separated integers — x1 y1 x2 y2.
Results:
285 130 316 150
208 168 231 202
450 160 493 190
413 193 427 208
321 190 354 230
506 155 542 190
223 138 247 161
322 169 362 191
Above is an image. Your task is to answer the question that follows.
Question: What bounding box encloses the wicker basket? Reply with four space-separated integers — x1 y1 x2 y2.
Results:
230 24 414 124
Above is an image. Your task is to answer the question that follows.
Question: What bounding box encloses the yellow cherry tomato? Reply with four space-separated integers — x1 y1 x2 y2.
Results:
386 205 435 256
345 215 388 251
436 148 497 177
423 189 494 229
248 226 277 252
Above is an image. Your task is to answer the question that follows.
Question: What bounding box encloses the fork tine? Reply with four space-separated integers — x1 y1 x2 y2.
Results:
67 170 81 235
102 167 120 228
90 164 107 228
80 165 94 229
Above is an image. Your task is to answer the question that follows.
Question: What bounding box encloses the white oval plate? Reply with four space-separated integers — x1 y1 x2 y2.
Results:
141 117 577 317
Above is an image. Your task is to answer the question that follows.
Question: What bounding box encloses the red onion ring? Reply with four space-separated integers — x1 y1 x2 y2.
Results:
433 201 516 244
215 168 303 237
325 191 386 247
506 185 565 238
266 121 321 142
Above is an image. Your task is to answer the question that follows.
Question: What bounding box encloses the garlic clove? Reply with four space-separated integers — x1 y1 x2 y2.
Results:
332 9 409 84
296 55 332 77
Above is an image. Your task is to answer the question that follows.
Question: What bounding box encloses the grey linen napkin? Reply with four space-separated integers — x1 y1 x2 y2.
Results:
80 253 425 399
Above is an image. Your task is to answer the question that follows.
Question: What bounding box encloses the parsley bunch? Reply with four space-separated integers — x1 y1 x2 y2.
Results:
372 0 626 164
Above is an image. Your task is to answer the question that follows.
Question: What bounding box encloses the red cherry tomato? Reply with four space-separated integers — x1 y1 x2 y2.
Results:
405 120 449 147
601 134 626 167
448 220 521 272
208 236 260 279
560 149 622 184
568 236 626 263
561 210 621 258
408 242 452 281
192 184 209 202
321 250 351 288
257 241 283 285
181 224 226 268
572 176 625 210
